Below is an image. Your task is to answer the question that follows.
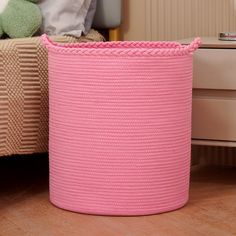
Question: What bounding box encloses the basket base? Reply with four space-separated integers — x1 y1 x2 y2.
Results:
49 197 189 216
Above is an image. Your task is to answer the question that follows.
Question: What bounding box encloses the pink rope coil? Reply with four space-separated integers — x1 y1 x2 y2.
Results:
44 34 201 216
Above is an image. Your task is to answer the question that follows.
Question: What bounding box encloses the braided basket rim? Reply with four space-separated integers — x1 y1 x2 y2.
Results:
41 34 201 57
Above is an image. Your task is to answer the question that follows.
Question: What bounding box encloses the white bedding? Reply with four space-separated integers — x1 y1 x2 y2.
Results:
38 0 96 37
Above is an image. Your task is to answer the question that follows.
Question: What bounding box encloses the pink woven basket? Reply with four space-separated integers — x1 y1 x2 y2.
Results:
41 35 201 216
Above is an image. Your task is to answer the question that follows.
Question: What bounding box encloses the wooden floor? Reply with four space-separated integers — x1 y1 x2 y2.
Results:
0 154 236 236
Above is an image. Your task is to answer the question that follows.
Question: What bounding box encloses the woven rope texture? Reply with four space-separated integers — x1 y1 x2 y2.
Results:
43 37 200 215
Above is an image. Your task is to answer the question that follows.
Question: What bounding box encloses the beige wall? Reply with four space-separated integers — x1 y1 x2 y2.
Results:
122 0 236 41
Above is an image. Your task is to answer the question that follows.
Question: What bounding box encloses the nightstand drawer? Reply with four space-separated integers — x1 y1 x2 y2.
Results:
193 49 236 90
192 98 236 141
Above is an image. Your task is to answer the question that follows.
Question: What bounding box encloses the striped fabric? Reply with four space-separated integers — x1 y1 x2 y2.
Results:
0 30 104 157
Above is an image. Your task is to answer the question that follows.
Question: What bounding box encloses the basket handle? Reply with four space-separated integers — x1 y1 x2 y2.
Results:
41 33 201 55
185 37 202 53
41 34 54 49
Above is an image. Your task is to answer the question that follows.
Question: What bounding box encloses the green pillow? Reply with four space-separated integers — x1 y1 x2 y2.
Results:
0 0 42 38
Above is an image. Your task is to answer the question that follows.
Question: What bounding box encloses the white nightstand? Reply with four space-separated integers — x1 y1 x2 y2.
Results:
181 37 236 147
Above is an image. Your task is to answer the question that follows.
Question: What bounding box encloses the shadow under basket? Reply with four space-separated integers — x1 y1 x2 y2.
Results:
41 34 201 216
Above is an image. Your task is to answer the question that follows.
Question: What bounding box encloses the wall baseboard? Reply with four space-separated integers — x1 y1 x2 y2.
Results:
192 145 236 167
